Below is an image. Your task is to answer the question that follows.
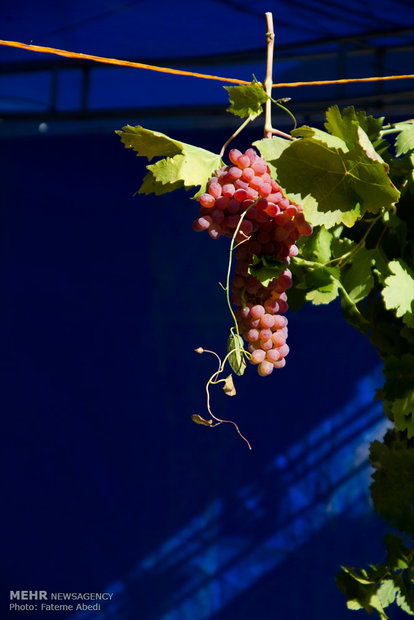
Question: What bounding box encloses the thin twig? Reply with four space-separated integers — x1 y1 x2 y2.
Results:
200 350 252 450
219 117 253 158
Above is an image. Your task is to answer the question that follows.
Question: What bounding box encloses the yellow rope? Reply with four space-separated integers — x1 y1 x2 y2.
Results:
0 39 251 85
1 38 414 88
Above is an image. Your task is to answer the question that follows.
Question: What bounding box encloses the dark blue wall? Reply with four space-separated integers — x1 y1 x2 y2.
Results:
0 128 403 619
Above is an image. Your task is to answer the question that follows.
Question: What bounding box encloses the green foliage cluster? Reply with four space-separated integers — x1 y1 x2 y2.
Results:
117 84 414 617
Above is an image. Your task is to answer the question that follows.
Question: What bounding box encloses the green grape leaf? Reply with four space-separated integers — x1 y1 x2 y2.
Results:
117 125 221 196
224 82 268 120
144 145 222 195
374 137 393 162
357 126 386 164
371 247 390 285
377 580 397 610
116 125 182 161
227 331 246 376
339 286 370 333
247 255 286 287
396 578 414 616
324 105 359 146
395 123 414 156
139 170 183 195
342 248 378 303
324 105 384 146
306 272 340 305
337 535 414 619
382 259 414 324
293 261 341 305
296 225 332 263
370 430 414 537
300 193 360 230
354 109 384 142
336 567 386 617
331 235 356 259
292 125 347 149
269 137 399 229
285 285 307 312
253 136 291 177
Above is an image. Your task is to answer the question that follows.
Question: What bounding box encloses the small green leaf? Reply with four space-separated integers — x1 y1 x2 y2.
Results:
331 235 355 259
353 108 384 142
339 285 370 333
247 255 286 287
293 262 341 305
227 331 246 376
139 170 183 195
324 105 360 147
396 585 414 615
377 580 397 609
224 82 268 120
145 144 221 195
297 225 332 263
336 567 379 615
305 268 340 305
382 259 414 322
395 123 414 156
117 125 222 197
342 248 377 303
116 125 182 161
358 126 386 163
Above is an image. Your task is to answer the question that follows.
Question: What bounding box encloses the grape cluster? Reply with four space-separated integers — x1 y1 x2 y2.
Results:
193 147 312 376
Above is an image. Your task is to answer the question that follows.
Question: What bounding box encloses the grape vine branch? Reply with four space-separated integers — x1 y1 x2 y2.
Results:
116 11 414 619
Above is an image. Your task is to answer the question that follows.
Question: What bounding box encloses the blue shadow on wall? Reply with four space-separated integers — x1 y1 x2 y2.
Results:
72 369 388 620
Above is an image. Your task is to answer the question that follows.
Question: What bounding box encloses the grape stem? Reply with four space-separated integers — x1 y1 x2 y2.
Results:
380 120 414 135
264 12 275 139
197 348 252 450
225 209 251 344
219 117 253 159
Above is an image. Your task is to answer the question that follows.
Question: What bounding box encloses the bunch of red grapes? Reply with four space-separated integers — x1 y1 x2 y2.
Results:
193 147 312 376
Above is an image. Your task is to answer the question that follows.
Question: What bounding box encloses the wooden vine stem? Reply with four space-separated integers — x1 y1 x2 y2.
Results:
264 12 275 139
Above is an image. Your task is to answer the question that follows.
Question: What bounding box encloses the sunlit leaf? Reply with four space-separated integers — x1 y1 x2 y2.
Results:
224 82 267 120
191 414 213 427
222 374 236 396
227 331 246 376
